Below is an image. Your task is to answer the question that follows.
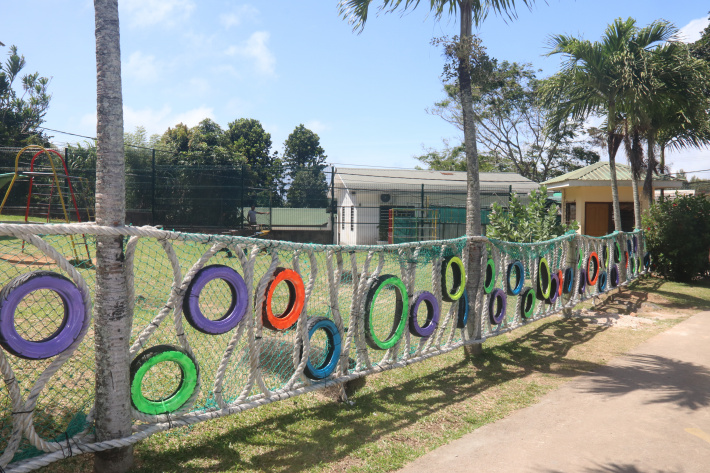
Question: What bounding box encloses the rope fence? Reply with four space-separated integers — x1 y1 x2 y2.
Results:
0 223 649 472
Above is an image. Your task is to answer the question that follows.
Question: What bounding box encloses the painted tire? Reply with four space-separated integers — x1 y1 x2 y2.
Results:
483 258 496 295
597 271 608 293
409 291 439 338
625 251 629 269
563 267 575 294
441 256 466 302
602 245 609 267
520 287 536 319
488 288 507 325
627 239 633 255
302 317 341 380
506 261 525 296
130 344 199 415
629 256 637 276
586 252 600 286
610 265 619 288
578 269 587 294
364 274 408 350
546 272 560 304
183 265 248 335
633 236 638 253
614 242 621 263
578 249 584 269
557 269 564 297
456 289 469 329
0 271 87 360
262 268 305 331
536 257 551 300
643 252 651 270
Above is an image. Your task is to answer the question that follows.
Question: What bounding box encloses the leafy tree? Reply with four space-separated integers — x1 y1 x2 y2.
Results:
414 139 515 172
428 59 599 181
691 11 710 62
487 185 578 243
542 18 675 232
643 193 710 282
0 45 51 146
283 124 328 208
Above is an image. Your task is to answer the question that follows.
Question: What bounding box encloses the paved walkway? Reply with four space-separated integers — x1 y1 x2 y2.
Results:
398 311 710 473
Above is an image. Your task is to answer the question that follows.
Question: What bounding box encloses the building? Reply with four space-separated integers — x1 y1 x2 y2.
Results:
334 168 538 245
543 162 684 236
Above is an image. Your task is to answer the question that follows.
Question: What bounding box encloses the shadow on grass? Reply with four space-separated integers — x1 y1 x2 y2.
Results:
130 317 610 473
648 289 710 311
588 279 664 315
580 354 710 410
544 462 681 473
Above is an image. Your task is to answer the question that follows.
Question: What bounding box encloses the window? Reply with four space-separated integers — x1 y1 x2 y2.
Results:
565 202 576 225
341 206 345 230
350 206 355 231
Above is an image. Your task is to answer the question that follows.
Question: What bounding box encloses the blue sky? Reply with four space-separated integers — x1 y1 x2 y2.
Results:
3 1 709 177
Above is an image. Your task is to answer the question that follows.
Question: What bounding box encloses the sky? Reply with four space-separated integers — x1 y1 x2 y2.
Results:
2 0 709 178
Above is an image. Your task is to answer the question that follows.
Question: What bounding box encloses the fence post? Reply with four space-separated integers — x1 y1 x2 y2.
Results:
420 183 425 241
151 148 156 226
240 164 245 229
330 167 336 244
64 147 70 174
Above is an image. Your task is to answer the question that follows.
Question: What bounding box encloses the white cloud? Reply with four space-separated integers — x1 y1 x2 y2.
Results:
80 105 215 137
122 0 195 28
220 5 259 29
124 51 160 83
304 120 330 134
677 16 709 43
225 31 276 76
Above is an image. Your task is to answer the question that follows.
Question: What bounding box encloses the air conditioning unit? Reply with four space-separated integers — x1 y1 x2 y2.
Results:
380 193 391 203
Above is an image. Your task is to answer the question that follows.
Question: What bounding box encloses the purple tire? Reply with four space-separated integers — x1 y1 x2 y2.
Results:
0 271 87 360
546 272 560 304
610 264 619 287
488 288 507 325
578 269 587 294
183 264 248 335
409 291 439 338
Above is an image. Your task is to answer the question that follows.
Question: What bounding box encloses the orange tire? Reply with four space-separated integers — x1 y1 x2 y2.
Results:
262 268 305 331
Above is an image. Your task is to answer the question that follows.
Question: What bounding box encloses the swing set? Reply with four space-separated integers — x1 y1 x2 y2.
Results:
0 145 93 266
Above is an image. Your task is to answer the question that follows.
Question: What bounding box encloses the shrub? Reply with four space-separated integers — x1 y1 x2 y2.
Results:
642 193 710 282
487 186 578 242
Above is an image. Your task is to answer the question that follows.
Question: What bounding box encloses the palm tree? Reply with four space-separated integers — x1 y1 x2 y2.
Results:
542 18 674 232
93 1 133 472
339 0 536 346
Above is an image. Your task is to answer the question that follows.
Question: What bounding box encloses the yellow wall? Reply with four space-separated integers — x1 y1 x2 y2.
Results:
560 186 651 235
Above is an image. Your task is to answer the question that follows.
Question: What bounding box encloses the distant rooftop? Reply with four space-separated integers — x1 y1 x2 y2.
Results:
543 162 684 189
335 167 539 192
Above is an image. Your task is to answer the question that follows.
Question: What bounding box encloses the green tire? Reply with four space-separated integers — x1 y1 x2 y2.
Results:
441 256 466 302
364 274 409 350
483 258 496 294
536 257 551 300
130 345 199 415
521 286 536 319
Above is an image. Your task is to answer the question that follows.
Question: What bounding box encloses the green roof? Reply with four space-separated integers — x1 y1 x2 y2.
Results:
543 162 683 186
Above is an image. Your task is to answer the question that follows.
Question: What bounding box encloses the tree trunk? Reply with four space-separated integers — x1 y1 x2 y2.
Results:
93 1 133 472
459 3 483 353
644 134 656 206
630 173 641 229
607 129 623 232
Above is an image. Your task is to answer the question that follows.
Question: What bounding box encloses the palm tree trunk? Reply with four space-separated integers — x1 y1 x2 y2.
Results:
630 174 641 229
459 2 483 351
644 134 656 206
93 1 133 472
607 127 623 232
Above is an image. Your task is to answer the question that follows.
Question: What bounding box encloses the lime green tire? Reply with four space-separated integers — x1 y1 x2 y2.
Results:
441 256 466 302
364 274 409 350
130 345 200 415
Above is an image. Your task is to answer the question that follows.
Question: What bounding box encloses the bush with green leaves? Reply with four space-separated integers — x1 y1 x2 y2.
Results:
487 186 578 242
642 193 710 282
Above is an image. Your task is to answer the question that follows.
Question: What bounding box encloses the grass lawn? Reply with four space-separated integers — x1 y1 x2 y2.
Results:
37 275 710 473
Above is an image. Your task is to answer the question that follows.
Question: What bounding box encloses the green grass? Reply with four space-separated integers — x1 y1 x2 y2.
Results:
37 275 710 473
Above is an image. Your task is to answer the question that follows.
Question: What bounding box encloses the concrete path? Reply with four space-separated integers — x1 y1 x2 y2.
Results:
398 311 710 473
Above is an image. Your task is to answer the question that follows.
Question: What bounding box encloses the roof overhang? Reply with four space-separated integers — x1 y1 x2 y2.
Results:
545 179 684 190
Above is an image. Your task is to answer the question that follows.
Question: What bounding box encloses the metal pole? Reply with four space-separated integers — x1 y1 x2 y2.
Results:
240 164 245 230
151 148 156 226
330 166 336 244
420 183 425 241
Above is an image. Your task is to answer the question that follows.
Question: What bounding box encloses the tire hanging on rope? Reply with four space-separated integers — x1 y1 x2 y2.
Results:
586 252 600 286
614 242 621 263
578 269 587 294
409 291 439 338
557 269 564 297
520 287 536 319
602 245 609 268
262 267 305 331
363 274 408 350
563 267 575 294
456 289 469 329
506 261 525 296
578 248 584 269
633 236 638 253
130 344 199 415
0 271 88 360
301 317 341 380
627 239 633 255
488 288 507 325
441 256 466 302
483 257 496 295
536 257 551 300
183 264 248 335
643 252 651 270
597 271 608 293
625 251 629 269
546 272 560 305
610 264 619 288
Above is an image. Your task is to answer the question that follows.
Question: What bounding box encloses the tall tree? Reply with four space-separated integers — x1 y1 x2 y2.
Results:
283 124 329 208
0 45 51 146
428 60 599 182
93 1 132 472
339 0 536 350
542 18 674 231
